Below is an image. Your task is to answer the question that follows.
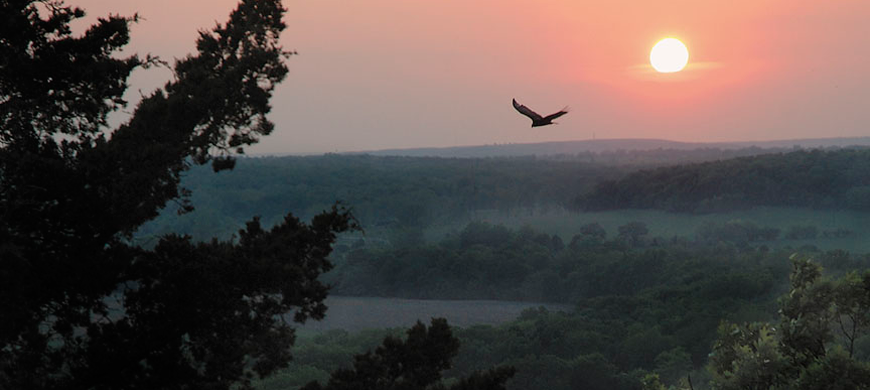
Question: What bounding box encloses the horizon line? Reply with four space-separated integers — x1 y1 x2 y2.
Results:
246 135 870 158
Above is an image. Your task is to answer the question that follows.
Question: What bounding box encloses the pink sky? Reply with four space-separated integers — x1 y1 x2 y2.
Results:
73 1 870 154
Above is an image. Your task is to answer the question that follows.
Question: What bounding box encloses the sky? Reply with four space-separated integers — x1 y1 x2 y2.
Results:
72 1 870 154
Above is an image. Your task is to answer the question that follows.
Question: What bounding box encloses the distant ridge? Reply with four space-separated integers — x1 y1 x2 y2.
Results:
358 137 870 158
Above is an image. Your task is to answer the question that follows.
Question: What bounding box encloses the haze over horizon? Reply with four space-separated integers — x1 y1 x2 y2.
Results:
73 0 870 154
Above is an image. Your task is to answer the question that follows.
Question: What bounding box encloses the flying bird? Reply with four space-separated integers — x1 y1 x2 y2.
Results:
512 99 568 127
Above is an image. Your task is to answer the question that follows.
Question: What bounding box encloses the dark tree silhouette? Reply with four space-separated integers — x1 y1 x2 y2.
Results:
0 1 357 389
512 99 568 127
301 318 516 390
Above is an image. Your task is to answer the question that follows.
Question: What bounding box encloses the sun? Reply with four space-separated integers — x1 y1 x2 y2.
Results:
650 38 689 73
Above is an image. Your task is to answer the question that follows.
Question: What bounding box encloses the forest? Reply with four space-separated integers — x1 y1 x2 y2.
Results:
578 148 870 213
253 222 870 390
136 149 870 390
136 154 619 240
136 147 869 242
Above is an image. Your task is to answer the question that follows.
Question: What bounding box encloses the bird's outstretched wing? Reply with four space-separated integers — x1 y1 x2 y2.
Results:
543 108 569 122
512 99 543 121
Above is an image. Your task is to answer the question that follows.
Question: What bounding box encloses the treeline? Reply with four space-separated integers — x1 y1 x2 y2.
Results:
262 224 870 390
136 154 622 240
576 148 870 213
375 144 813 166
546 145 820 167
325 221 862 302
135 147 846 241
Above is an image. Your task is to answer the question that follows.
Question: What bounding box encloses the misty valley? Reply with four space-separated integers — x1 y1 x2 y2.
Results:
135 145 870 390
8 1 870 389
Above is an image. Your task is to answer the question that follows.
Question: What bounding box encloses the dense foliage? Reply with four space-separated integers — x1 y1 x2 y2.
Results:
0 1 356 389
138 147 870 242
709 258 870 390
325 221 862 302
137 155 621 240
577 148 870 213
300 319 516 390
259 223 870 390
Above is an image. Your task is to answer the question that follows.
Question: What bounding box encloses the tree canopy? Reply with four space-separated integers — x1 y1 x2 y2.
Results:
301 319 515 390
577 149 870 213
709 257 870 390
0 1 356 389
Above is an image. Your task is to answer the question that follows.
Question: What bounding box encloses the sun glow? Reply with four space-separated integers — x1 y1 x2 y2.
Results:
650 38 689 73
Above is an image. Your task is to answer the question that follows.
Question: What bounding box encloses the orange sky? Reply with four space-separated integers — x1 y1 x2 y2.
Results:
73 0 870 154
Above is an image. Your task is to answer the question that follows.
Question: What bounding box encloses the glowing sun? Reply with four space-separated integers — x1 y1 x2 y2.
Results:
650 38 689 73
